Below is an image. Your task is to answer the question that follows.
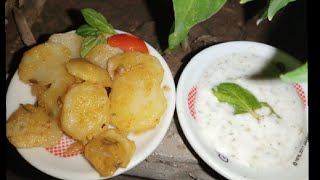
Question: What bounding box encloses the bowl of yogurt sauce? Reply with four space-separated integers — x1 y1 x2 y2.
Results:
176 41 308 180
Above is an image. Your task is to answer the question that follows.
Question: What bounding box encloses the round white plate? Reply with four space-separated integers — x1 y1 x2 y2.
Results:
176 41 308 180
6 30 176 180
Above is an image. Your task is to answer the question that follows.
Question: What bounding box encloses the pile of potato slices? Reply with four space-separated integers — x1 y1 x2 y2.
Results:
6 31 167 176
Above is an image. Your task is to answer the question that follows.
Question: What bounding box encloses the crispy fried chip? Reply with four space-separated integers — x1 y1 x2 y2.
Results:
102 129 136 167
18 42 75 117
85 43 123 69
109 67 167 133
66 58 112 87
18 42 74 86
61 82 110 142
84 129 135 176
6 104 63 148
107 52 164 81
63 141 84 156
48 31 84 58
37 80 72 117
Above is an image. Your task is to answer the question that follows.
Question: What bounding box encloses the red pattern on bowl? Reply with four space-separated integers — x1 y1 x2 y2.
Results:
45 135 82 158
187 86 197 120
294 83 307 107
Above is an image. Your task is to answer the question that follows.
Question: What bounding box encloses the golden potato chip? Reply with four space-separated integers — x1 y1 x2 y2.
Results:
84 129 135 176
18 42 73 86
63 141 84 156
37 79 73 117
85 43 123 69
109 67 167 134
61 82 110 142
66 58 112 87
102 129 136 167
6 104 63 148
48 31 84 58
30 83 50 97
107 52 164 81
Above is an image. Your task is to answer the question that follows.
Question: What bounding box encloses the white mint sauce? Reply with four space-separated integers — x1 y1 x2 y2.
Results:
195 53 306 169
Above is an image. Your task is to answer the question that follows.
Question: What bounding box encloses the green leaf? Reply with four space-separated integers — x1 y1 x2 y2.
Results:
76 24 102 37
240 0 255 4
280 62 308 83
261 102 281 118
80 35 106 58
267 0 296 20
212 83 262 120
256 6 268 25
81 8 116 35
168 0 227 50
212 83 282 121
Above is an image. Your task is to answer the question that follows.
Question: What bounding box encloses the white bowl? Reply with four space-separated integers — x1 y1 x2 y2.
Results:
176 41 308 180
6 30 176 180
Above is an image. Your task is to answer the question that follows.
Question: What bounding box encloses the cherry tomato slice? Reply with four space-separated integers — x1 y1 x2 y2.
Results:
107 34 149 53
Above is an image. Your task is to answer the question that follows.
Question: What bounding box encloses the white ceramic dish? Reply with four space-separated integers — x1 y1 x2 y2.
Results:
176 41 308 180
6 30 176 180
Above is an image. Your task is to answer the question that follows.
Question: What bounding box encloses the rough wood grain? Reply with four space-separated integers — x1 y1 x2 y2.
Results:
13 7 36 46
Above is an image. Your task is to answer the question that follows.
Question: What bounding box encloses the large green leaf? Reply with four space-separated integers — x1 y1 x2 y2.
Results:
168 0 227 50
280 62 308 83
239 0 255 4
268 0 296 20
256 6 268 25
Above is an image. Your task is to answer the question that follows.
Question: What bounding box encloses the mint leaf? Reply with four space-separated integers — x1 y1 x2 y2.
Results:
212 83 262 120
80 35 106 58
261 102 281 118
280 62 308 83
76 24 102 37
168 0 226 50
81 8 116 35
212 83 281 121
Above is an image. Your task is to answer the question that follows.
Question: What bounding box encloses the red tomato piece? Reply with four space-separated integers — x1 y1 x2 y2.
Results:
107 34 149 53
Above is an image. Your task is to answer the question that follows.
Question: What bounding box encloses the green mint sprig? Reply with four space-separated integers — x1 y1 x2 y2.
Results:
212 82 281 121
76 8 116 57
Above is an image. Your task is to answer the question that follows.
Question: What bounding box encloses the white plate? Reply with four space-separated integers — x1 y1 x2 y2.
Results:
176 41 308 180
6 30 176 180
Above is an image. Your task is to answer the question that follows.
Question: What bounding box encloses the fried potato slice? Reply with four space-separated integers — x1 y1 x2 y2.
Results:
63 141 84 156
18 42 73 86
66 58 112 87
107 52 164 81
30 83 50 97
6 104 63 148
84 129 135 177
61 82 110 142
37 79 72 117
109 67 167 134
85 43 123 69
48 31 84 58
101 129 136 167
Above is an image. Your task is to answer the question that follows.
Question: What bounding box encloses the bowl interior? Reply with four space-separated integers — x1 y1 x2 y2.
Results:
176 41 308 180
